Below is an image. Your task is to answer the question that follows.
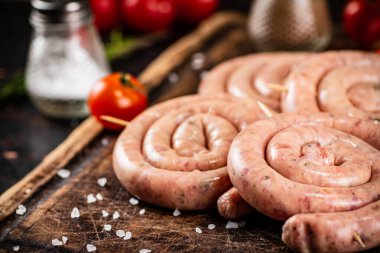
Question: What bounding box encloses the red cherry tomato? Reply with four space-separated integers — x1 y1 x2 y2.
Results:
90 0 120 32
120 0 176 33
88 73 148 130
175 0 218 23
343 0 380 48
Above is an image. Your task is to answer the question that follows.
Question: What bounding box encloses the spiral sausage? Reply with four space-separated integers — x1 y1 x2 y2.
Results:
198 53 310 111
228 113 380 252
113 94 267 211
282 51 380 119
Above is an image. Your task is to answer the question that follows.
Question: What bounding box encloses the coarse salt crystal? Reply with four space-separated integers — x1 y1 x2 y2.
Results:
123 231 132 240
13 246 19 252
102 210 109 217
113 211 120 219
96 193 103 201
195 227 202 234
225 221 239 229
86 244 96 252
25 188 32 194
139 209 145 215
87 194 97 203
191 52 205 70
71 207 80 218
208 224 216 230
168 73 179 83
101 138 109 146
129 197 139 205
104 224 111 231
52 238 63 246
139 249 151 253
15 205 27 215
116 230 126 237
173 209 181 217
57 169 71 179
62 236 68 244
97 177 107 187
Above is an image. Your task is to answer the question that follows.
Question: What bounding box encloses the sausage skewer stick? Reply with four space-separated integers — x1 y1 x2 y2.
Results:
257 101 278 118
266 83 289 92
100 115 128 127
353 232 366 248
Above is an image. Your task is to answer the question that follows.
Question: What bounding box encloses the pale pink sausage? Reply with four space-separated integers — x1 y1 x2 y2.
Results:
113 94 267 210
217 187 253 220
198 53 310 111
282 200 380 253
282 51 380 119
228 113 380 251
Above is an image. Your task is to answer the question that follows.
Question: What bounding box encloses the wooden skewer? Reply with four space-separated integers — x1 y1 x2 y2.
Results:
353 232 365 248
257 101 275 118
266 83 288 92
100 115 129 127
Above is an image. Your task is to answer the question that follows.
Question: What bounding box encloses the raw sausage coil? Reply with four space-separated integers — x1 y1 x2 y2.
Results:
228 113 380 252
198 53 310 111
282 51 380 119
113 94 267 211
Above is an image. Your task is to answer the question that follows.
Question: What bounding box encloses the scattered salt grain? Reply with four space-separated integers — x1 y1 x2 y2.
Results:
13 246 19 252
168 72 179 83
101 138 109 146
112 211 120 219
71 207 80 218
123 231 132 240
57 169 71 179
97 177 107 187
15 204 27 215
102 210 109 217
96 193 103 201
52 238 63 246
104 224 111 231
86 244 96 252
116 230 126 238
173 209 181 217
238 221 246 228
62 236 68 244
225 221 239 229
191 52 205 70
87 194 97 203
129 197 139 205
25 188 32 194
208 224 216 230
139 249 151 253
139 209 145 215
195 227 202 234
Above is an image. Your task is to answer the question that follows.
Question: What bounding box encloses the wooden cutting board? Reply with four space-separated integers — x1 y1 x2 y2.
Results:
0 12 375 253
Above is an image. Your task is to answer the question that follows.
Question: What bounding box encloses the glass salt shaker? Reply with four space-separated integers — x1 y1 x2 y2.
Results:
26 0 110 118
247 0 332 51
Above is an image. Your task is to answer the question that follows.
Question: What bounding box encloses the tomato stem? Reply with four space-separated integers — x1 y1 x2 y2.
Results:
119 73 134 88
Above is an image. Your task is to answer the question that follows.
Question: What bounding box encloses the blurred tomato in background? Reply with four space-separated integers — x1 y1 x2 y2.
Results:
120 0 176 32
90 0 120 32
343 0 380 49
89 0 219 33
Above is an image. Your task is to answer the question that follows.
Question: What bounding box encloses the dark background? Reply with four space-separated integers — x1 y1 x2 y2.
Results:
0 0 347 193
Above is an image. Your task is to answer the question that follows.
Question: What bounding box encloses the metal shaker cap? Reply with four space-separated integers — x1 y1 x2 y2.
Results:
30 0 92 27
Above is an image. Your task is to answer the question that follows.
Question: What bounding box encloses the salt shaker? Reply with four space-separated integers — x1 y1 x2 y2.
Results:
247 0 332 51
26 0 110 118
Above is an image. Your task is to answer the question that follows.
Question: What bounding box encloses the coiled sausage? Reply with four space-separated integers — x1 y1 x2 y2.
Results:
198 53 310 111
113 94 267 210
282 51 380 119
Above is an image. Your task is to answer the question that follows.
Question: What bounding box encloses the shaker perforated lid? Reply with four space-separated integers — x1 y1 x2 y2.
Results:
30 0 91 27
